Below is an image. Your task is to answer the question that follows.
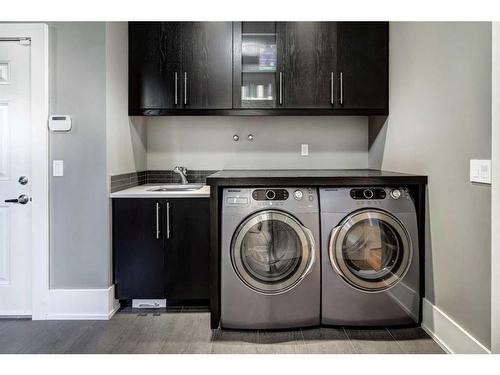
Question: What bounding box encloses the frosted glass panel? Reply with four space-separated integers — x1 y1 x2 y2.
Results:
238 23 278 108
0 62 9 84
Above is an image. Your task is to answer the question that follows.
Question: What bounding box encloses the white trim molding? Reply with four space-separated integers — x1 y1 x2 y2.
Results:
491 22 500 355
422 298 491 354
46 285 119 320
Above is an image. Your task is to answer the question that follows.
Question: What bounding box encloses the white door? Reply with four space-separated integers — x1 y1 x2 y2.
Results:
0 40 32 316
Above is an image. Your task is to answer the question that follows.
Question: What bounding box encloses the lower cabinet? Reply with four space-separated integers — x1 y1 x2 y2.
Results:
113 198 210 303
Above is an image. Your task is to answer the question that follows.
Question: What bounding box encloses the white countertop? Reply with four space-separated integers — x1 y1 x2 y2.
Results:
110 184 211 198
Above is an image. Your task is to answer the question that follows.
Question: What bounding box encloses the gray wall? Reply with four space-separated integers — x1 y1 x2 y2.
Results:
49 23 110 289
106 22 147 176
369 22 492 348
147 116 369 170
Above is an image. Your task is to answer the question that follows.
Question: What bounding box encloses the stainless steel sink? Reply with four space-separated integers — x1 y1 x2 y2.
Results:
148 184 204 192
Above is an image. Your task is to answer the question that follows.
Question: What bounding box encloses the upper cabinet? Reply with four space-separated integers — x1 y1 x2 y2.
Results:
129 22 180 112
129 22 232 114
337 22 388 110
233 22 283 109
129 22 388 116
281 22 337 109
182 22 233 109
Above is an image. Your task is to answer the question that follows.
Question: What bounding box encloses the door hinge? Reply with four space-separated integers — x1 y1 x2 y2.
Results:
19 38 31 46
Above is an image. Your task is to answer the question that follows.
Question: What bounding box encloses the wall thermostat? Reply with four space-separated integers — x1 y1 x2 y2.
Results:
49 115 72 132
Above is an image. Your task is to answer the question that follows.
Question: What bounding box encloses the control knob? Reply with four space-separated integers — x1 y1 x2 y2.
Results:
293 190 303 200
390 189 402 200
265 190 276 200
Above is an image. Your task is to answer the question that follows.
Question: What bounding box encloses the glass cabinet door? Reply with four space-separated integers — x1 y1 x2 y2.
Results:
233 22 282 108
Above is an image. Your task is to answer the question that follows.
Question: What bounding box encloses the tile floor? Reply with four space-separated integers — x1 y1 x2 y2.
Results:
0 308 445 354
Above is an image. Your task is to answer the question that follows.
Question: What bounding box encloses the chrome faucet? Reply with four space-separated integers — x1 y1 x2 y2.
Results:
173 166 189 184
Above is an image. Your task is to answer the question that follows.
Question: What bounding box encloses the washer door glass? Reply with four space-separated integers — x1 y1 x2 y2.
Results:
231 210 314 295
329 210 412 292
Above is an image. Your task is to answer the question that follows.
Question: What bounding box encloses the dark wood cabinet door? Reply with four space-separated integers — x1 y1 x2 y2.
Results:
129 22 181 113
165 198 210 301
113 199 166 299
181 22 233 109
337 22 388 110
282 22 337 108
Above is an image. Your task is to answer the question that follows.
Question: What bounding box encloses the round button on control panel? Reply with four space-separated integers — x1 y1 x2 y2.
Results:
293 190 304 200
363 189 374 199
390 189 402 200
265 190 276 200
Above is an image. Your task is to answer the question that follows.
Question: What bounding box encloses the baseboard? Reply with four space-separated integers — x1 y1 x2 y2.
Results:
0 313 32 318
421 298 491 354
45 285 119 320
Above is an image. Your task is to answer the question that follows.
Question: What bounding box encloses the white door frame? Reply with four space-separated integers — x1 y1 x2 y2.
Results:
492 22 500 354
0 23 49 320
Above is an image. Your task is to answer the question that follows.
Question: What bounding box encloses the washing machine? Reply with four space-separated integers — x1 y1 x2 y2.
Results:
320 187 420 326
221 187 320 329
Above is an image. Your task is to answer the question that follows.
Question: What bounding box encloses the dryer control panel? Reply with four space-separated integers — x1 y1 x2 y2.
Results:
320 187 415 213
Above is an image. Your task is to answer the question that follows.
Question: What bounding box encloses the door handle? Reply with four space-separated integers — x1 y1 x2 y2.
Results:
4 194 29 204
174 72 178 105
156 202 161 239
279 71 283 105
166 201 171 239
330 72 334 105
183 72 187 106
339 72 344 105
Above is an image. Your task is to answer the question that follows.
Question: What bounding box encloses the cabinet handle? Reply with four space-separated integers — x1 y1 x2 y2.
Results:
174 72 178 105
279 72 283 105
156 202 160 240
184 72 187 106
339 72 344 105
330 72 334 105
166 201 171 239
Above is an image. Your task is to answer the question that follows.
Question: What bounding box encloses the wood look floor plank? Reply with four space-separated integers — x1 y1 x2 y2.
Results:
109 313 174 354
18 320 93 354
0 313 444 354
256 330 305 354
388 327 445 354
0 320 51 354
344 328 404 354
301 327 356 354
210 329 259 354
64 312 139 354
160 312 213 354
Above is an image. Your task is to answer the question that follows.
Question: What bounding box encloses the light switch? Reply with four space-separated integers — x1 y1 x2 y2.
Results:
53 160 64 177
470 159 491 184
301 144 309 156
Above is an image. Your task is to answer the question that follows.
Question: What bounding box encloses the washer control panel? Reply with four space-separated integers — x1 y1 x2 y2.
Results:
224 188 319 212
350 188 387 200
252 189 289 201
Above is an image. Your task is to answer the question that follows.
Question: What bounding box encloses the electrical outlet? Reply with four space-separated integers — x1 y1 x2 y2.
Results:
301 144 309 156
470 159 491 184
53 160 64 177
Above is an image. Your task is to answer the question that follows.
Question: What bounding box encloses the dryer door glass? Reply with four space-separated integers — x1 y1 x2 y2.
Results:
231 210 314 294
329 210 412 292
